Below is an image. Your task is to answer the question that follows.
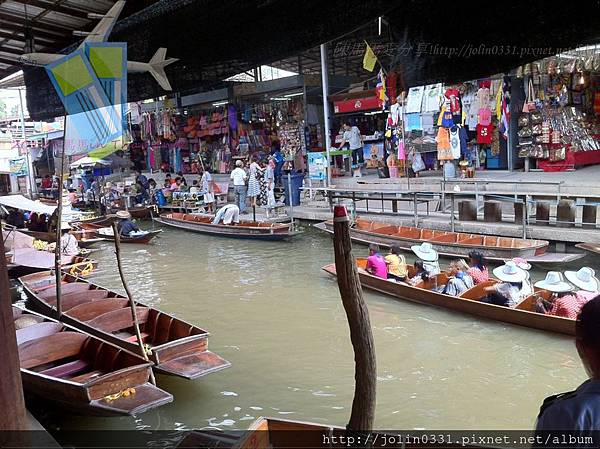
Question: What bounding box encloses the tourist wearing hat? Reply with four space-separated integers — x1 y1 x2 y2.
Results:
483 261 528 307
565 267 600 304
411 242 440 275
467 250 489 285
536 296 600 431
116 210 140 237
509 257 534 298
534 272 581 319
60 223 79 256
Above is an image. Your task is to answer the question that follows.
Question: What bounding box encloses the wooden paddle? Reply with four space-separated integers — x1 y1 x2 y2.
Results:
332 204 376 432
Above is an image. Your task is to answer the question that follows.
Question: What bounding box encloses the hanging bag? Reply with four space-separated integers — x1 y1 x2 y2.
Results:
522 79 536 113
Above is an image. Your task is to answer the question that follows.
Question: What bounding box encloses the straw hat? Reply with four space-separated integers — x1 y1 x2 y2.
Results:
60 223 71 230
534 272 573 293
116 210 131 219
508 257 531 271
492 261 528 283
235 160 243 167
564 267 599 292
411 242 438 262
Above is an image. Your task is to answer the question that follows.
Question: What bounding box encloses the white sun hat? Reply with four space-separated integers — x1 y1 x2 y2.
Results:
564 267 599 292
534 271 573 293
411 242 438 261
509 257 531 271
492 260 528 283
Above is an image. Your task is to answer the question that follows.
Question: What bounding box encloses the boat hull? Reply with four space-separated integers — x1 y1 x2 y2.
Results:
19 272 231 380
322 263 574 336
91 229 162 244
154 215 300 241
318 221 548 260
8 257 97 279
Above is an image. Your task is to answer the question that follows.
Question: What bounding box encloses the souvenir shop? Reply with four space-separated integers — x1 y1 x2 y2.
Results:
329 72 397 176
515 56 600 172
395 77 511 178
133 87 319 174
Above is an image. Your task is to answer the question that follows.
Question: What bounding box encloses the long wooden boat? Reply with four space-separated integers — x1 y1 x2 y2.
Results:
12 306 173 416
154 213 301 241
19 228 107 247
317 218 556 262
322 258 574 336
91 228 163 244
19 271 231 379
8 255 97 279
576 242 600 256
70 215 118 230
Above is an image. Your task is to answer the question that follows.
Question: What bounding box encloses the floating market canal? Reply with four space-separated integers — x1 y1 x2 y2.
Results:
28 225 595 431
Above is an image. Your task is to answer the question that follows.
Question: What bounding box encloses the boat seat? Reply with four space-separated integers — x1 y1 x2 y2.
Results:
16 322 63 345
39 359 90 378
37 282 90 299
124 332 150 343
69 370 104 383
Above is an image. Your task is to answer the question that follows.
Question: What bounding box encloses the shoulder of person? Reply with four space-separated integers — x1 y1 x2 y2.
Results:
538 390 579 420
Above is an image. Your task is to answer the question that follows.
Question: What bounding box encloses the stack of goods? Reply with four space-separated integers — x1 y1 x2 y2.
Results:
278 124 306 161
183 112 228 139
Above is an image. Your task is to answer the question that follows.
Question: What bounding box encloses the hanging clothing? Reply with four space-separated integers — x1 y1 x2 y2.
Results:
436 128 453 160
459 126 469 158
476 124 494 145
477 87 490 109
257 167 267 206
421 112 435 134
423 83 443 112
247 162 261 198
405 113 422 131
405 86 425 113
478 108 492 125
449 126 461 159
444 88 461 113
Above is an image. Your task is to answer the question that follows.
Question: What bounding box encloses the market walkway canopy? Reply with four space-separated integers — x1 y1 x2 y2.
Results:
0 194 56 214
69 156 111 169
17 0 600 120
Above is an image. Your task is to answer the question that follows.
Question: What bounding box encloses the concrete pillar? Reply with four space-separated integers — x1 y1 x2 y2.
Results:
557 200 576 228
535 201 550 226
583 204 597 229
459 200 477 221
484 201 503 223
514 202 523 224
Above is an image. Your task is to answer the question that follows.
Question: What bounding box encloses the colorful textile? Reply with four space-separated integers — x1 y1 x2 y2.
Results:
468 266 489 284
549 293 586 319
476 124 493 144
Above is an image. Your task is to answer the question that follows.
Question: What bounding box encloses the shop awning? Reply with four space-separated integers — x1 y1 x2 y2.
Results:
0 194 56 215
70 157 111 169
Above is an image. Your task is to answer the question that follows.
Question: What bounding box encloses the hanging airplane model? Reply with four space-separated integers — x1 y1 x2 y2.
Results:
19 0 177 91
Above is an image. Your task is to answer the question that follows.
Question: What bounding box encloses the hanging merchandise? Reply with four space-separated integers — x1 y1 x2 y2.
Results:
422 83 443 112
436 127 453 160
439 103 454 128
449 126 461 159
478 107 492 126
405 113 422 131
476 123 493 144
444 88 461 113
405 86 425 113
476 86 490 109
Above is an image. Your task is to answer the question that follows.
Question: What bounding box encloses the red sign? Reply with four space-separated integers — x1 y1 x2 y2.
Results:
333 96 382 114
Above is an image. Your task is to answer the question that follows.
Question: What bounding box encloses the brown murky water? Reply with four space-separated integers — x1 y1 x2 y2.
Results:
32 224 598 431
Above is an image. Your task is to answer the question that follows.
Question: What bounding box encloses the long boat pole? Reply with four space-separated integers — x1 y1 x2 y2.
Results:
332 204 376 431
111 222 156 386
53 116 67 317
0 227 27 430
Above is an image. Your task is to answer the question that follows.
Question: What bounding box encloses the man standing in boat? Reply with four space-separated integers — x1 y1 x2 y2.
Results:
536 296 600 434
231 160 248 214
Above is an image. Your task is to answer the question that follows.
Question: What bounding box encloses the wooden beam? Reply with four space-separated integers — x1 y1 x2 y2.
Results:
0 20 72 41
9 0 90 19
0 30 67 45
0 12 76 35
0 232 28 430
0 56 22 67
0 46 25 56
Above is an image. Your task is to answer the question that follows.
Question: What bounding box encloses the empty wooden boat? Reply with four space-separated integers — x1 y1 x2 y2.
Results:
19 271 231 379
12 306 173 416
322 258 574 335
318 218 549 261
70 215 118 230
154 213 301 240
576 242 600 256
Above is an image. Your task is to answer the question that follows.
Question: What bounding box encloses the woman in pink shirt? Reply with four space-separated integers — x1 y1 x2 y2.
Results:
565 267 600 308
366 244 388 279
467 250 489 284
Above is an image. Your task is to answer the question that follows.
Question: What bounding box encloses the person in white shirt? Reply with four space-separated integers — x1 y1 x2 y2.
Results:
201 169 215 213
230 160 248 213
212 204 240 225
60 225 79 256
338 122 364 168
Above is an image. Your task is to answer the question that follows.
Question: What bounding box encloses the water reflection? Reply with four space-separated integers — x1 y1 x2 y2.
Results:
40 224 593 431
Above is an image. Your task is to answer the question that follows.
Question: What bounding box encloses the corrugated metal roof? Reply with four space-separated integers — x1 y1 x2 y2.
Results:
0 0 155 80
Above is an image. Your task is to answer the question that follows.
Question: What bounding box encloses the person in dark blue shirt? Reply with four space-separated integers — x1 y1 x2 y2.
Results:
116 210 140 236
536 295 600 433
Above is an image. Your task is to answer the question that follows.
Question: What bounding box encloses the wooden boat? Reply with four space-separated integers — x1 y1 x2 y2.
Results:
19 228 107 247
576 242 600 256
90 228 162 244
322 258 574 336
317 218 559 262
126 206 155 219
19 271 231 379
8 255 97 279
12 306 173 416
69 215 118 230
154 212 300 240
